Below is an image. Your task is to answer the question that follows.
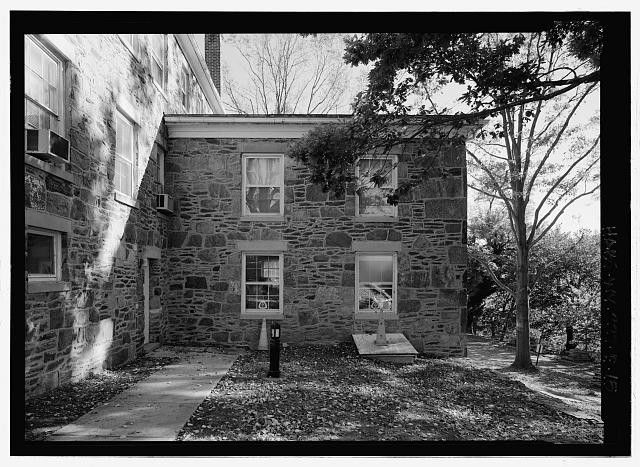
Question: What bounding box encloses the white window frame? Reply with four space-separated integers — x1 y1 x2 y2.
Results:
241 252 284 316
27 227 62 282
24 35 65 134
114 110 136 198
355 155 398 218
241 154 285 217
355 252 398 317
150 34 167 90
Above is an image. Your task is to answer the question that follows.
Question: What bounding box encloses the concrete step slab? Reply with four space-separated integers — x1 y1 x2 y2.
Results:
352 333 418 364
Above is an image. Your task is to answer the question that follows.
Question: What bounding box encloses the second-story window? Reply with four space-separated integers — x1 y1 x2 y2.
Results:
356 156 398 218
150 34 166 90
242 155 284 217
24 35 64 134
114 111 136 198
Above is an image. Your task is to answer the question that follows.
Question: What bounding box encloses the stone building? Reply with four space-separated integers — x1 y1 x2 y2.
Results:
24 33 223 397
162 116 469 355
24 34 470 399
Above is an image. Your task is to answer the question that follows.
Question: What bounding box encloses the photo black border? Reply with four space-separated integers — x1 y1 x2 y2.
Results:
9 10 631 457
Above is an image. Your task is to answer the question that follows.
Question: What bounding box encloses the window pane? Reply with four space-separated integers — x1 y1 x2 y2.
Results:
245 157 282 185
115 158 132 196
245 187 280 214
244 255 281 311
151 59 163 85
358 285 393 311
116 113 133 162
28 233 55 275
358 188 394 216
359 158 393 188
359 256 393 283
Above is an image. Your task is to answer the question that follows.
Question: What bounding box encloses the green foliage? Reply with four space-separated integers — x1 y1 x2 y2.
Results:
473 225 601 351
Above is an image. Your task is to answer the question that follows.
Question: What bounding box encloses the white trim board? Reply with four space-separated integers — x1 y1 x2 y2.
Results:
165 116 349 139
164 115 485 140
174 34 225 114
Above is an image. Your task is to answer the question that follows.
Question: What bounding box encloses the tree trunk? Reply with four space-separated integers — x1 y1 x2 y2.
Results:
511 206 535 370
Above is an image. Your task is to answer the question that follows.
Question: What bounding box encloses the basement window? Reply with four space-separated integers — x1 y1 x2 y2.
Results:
355 156 398 218
355 253 397 316
242 253 283 316
242 154 284 217
27 227 61 282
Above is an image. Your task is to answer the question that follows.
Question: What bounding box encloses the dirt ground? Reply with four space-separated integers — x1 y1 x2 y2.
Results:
459 334 601 423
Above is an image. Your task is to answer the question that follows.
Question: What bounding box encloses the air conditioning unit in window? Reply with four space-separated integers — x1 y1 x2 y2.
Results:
25 128 70 163
156 194 174 214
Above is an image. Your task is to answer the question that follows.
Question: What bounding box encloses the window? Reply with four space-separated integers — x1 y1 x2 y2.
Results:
195 92 207 113
356 253 397 314
24 36 64 133
27 227 61 282
242 155 284 216
156 145 165 192
180 67 191 110
119 34 142 57
242 253 283 314
150 35 166 89
356 156 398 217
114 111 135 197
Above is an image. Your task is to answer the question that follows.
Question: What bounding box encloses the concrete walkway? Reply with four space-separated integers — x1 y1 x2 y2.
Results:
48 347 238 441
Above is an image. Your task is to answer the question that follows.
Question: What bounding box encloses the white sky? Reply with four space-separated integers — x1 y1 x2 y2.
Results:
221 34 600 232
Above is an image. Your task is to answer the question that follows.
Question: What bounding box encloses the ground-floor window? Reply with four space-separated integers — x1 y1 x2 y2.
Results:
355 252 397 314
241 253 283 314
27 227 61 281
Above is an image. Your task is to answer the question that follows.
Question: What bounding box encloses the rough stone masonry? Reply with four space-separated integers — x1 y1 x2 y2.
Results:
163 131 468 356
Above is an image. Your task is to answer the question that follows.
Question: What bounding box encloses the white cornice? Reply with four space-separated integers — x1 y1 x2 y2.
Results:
174 34 225 114
165 115 350 138
164 115 487 139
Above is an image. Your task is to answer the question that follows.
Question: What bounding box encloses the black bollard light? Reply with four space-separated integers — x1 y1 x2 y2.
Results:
267 322 281 378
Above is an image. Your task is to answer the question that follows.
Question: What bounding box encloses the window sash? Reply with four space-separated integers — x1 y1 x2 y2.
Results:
242 155 284 216
115 111 135 196
24 36 63 133
145 35 165 88
242 253 284 313
355 253 397 314
356 156 398 217
27 227 61 281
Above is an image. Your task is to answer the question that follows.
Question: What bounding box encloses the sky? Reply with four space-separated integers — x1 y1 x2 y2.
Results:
220 33 600 233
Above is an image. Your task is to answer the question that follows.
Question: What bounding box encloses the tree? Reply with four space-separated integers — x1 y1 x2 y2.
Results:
288 25 601 370
222 34 357 114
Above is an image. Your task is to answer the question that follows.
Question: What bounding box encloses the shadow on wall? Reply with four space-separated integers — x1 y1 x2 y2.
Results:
25 48 169 395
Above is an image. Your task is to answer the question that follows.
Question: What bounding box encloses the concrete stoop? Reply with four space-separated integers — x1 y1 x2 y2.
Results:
352 333 418 364
47 348 237 441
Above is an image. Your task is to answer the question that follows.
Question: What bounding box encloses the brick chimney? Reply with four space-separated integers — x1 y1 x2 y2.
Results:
204 34 221 95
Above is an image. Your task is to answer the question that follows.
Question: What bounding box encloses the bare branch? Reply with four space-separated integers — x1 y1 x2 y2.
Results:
531 185 600 247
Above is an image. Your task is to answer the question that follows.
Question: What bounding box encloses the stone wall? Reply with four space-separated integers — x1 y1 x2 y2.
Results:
24 34 213 398
163 137 468 355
